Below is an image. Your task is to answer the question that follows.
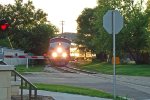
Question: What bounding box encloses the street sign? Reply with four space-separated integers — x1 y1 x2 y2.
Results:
103 10 124 99
103 10 123 34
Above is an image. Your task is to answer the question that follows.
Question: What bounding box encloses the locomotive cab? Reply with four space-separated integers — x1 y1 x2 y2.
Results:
47 37 71 66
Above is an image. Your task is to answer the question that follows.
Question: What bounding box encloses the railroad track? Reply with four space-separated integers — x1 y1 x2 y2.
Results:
46 64 81 73
46 63 97 74
46 63 150 90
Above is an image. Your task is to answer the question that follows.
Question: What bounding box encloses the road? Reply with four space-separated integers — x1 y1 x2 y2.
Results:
22 67 150 100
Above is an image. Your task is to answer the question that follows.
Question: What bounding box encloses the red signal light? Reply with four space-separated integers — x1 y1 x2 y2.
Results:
0 19 9 31
1 24 7 31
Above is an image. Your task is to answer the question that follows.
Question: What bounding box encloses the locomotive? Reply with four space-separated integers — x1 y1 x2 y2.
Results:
46 37 71 66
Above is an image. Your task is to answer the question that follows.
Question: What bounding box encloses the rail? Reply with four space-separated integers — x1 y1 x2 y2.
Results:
12 69 37 100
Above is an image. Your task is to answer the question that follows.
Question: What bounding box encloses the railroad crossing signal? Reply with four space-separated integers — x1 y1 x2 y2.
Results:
0 19 9 31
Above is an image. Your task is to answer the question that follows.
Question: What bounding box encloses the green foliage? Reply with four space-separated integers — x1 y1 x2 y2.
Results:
117 1 150 64
34 83 126 99
35 83 113 98
76 0 114 57
15 65 44 73
0 38 11 47
0 0 58 55
11 23 56 55
146 0 150 52
76 8 96 52
76 0 150 64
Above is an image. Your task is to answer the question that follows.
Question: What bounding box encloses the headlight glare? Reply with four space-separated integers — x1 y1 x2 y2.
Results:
57 47 63 53
62 52 67 58
52 52 57 58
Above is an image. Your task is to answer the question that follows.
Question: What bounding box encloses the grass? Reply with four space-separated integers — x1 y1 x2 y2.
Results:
15 65 44 73
79 62 150 76
34 83 127 100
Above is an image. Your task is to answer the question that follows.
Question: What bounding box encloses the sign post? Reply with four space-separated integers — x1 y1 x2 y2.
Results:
103 10 123 99
25 53 29 69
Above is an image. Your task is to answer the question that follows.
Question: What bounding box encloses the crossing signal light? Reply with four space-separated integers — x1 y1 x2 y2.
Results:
0 19 9 31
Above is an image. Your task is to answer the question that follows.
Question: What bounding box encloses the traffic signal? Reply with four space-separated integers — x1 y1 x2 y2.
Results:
0 19 9 31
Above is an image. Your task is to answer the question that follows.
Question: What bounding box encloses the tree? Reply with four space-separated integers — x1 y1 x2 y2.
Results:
76 0 113 61
116 0 150 64
96 0 150 64
76 0 150 64
146 0 150 50
12 23 56 55
0 0 58 55
76 8 96 52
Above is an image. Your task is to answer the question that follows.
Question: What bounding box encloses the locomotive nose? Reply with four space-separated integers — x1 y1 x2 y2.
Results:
52 52 58 58
62 52 67 58
57 47 63 53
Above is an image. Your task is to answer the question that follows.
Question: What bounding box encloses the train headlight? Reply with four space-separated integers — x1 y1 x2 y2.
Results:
57 47 63 53
52 52 57 58
62 52 67 58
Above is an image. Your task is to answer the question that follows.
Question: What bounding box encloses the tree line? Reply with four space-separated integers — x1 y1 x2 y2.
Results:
76 0 150 64
0 0 58 55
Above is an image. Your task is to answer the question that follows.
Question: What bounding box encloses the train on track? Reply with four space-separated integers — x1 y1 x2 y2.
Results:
46 37 71 66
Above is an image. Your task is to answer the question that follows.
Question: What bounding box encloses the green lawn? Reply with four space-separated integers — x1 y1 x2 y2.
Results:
15 65 44 73
34 83 127 100
79 62 150 76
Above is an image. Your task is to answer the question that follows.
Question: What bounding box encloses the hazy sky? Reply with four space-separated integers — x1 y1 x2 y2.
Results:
0 0 97 33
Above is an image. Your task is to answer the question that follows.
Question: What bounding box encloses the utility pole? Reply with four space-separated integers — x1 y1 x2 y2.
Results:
61 21 64 34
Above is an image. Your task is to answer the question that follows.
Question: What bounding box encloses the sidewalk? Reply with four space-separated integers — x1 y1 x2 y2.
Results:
22 89 112 100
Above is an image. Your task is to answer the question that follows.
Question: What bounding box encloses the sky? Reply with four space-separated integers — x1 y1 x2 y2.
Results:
0 0 97 33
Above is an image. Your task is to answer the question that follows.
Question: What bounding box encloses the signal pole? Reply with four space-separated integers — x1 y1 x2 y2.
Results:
61 20 64 34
